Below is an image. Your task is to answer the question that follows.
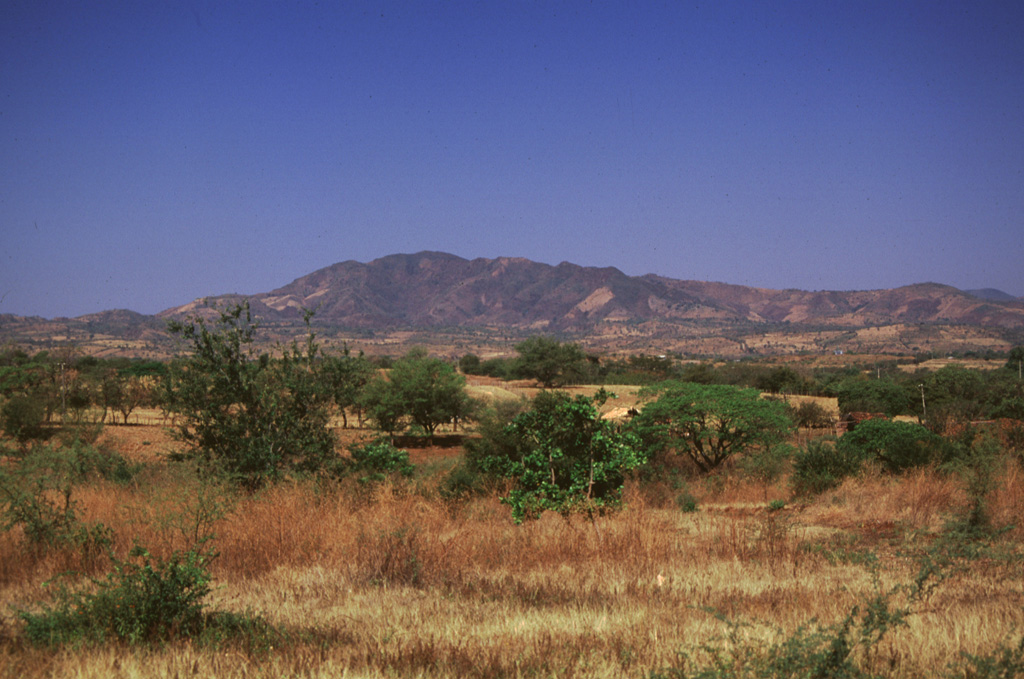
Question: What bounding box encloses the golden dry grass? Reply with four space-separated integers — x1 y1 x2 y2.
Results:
1 428 1022 678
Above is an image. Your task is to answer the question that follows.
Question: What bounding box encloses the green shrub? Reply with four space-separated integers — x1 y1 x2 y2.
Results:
791 437 863 496
476 390 645 523
837 419 940 473
347 438 414 484
439 461 488 500
20 545 213 646
0 441 114 556
675 490 698 513
1 393 47 443
163 303 336 489
19 541 279 649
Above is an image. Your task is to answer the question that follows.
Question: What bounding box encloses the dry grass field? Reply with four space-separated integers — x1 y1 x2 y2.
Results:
1 420 1022 678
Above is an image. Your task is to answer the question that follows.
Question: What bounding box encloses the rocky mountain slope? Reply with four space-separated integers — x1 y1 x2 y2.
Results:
159 251 1024 331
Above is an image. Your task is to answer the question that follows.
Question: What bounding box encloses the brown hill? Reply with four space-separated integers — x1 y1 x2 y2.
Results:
158 251 1024 331
4 252 1023 359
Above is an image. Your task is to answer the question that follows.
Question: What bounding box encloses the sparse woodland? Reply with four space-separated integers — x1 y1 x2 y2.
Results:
1 312 1022 678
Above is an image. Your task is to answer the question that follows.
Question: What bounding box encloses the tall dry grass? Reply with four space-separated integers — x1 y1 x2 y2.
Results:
1 450 1022 678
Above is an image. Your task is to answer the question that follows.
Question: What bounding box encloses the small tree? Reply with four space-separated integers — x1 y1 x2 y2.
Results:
345 438 415 484
476 390 645 522
100 372 149 425
162 303 335 489
390 350 470 437
321 348 375 428
360 349 470 439
632 382 793 474
834 377 914 417
512 336 590 388
1005 346 1024 373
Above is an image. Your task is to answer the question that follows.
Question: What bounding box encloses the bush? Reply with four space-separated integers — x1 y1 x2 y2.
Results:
439 461 488 500
675 489 699 513
476 390 645 523
0 440 115 557
838 419 940 473
19 540 281 649
163 303 336 489
1 393 47 443
20 545 213 646
346 439 414 484
791 437 863 496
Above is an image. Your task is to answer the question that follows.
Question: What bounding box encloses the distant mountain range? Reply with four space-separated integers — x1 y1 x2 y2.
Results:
157 251 1024 331
3 252 1022 358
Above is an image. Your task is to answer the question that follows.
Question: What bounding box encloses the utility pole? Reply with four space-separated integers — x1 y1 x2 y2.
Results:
60 362 67 420
918 383 926 423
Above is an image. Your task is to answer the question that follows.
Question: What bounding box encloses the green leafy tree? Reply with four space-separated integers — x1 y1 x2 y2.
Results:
1006 345 1024 372
476 390 645 522
390 350 470 436
754 366 808 394
361 350 470 438
512 336 590 388
458 353 482 375
358 375 407 435
99 372 150 425
162 303 335 489
321 348 375 428
633 382 794 474
921 364 986 428
835 377 914 417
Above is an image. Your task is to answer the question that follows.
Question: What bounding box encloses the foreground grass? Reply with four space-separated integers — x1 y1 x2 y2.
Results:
1 446 1022 678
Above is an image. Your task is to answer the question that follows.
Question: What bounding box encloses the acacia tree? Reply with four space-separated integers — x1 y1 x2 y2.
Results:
632 382 793 474
163 303 335 489
100 372 151 424
476 390 645 523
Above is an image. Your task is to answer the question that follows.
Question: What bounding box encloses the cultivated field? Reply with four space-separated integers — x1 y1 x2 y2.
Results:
1 416 1022 678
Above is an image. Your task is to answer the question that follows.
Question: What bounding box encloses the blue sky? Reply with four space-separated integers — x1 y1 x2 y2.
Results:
2 1 1022 318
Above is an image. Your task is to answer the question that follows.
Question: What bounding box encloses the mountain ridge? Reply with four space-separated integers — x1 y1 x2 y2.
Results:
157 251 1024 331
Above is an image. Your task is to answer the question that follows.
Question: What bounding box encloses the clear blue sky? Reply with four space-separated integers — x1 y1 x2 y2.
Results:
3 1 1022 318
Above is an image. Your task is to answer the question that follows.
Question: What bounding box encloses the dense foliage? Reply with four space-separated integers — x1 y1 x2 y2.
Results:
632 382 794 474
162 303 336 489
511 336 591 388
475 390 646 522
360 349 470 437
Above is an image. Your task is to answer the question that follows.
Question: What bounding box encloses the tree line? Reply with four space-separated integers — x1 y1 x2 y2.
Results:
4 302 1023 524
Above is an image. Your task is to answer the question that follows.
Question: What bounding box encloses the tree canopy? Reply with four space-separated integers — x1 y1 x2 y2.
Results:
162 303 335 488
512 336 590 388
360 349 470 437
632 381 793 474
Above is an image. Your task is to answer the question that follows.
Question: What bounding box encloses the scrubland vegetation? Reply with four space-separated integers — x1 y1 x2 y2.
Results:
1 308 1023 678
